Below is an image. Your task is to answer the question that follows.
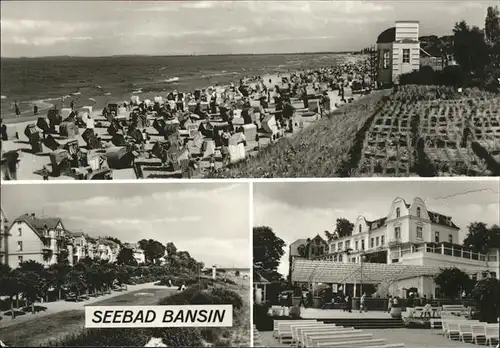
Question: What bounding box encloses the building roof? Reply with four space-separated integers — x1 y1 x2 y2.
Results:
253 271 270 284
377 27 396 44
366 217 387 230
289 238 308 257
428 211 459 229
12 213 63 239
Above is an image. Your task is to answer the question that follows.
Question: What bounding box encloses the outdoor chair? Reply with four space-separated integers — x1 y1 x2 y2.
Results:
485 324 499 347
306 332 370 347
472 324 487 345
458 322 474 342
298 326 350 347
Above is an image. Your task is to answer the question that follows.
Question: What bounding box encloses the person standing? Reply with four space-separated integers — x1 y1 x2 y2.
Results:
387 295 393 313
360 293 368 313
299 290 307 308
33 105 38 116
14 101 21 118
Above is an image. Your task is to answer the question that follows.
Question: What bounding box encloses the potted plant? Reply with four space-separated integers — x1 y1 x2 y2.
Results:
390 296 402 318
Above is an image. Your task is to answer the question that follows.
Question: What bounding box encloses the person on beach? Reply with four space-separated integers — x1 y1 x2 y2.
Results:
33 105 38 116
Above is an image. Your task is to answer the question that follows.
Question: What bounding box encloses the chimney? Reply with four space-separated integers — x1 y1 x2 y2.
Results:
31 213 36 218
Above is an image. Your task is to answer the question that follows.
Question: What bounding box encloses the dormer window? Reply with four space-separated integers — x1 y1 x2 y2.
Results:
417 207 421 218
396 208 401 218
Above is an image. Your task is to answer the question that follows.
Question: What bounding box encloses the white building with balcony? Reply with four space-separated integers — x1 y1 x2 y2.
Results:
3 213 74 268
290 197 499 299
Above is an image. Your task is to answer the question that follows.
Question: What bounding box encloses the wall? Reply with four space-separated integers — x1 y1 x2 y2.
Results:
401 252 495 275
392 42 420 82
6 221 44 268
395 21 419 41
377 42 393 85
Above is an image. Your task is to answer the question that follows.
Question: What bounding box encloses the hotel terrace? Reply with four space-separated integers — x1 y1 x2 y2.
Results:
289 197 500 298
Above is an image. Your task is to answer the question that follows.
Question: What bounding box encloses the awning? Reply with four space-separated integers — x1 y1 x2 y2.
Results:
291 259 444 284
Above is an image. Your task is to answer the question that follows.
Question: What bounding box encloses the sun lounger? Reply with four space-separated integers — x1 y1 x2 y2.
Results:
458 322 474 342
315 338 386 347
278 321 322 343
290 323 330 345
273 320 315 338
307 333 372 348
304 330 364 347
296 325 345 347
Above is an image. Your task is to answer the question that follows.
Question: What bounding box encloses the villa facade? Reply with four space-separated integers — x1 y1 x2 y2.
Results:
290 197 500 299
0 212 140 269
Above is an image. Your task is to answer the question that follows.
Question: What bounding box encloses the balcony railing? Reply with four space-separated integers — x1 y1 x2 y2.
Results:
400 243 489 262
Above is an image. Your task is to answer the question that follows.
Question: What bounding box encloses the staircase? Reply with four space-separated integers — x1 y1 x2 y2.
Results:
320 317 405 329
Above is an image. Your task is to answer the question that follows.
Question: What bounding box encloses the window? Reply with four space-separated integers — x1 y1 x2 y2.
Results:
383 49 390 69
403 49 410 63
361 240 365 250
471 273 477 281
381 236 385 245
338 255 343 262
396 208 401 218
333 255 338 262
345 240 351 250
435 231 440 243
338 242 343 250
395 227 401 240
331 244 336 252
351 258 356 263
359 225 362 233
18 256 23 263
355 241 359 250
448 234 453 243
490 272 497 279
376 237 380 246
370 238 374 248
417 207 421 218
17 241 23 251
417 226 423 240
18 227 22 236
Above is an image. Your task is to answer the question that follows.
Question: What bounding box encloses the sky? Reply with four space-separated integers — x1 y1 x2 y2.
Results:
0 0 496 57
1 183 250 268
254 179 500 276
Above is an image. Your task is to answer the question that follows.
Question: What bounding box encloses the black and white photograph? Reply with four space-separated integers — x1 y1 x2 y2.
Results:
253 179 500 347
0 182 251 347
1 1 499 180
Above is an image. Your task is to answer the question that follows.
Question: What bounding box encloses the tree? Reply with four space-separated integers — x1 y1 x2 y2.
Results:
21 271 48 314
235 270 240 277
434 267 473 299
57 250 70 264
324 230 338 242
485 6 500 45
463 222 500 254
452 20 489 78
472 277 499 323
47 263 71 300
335 218 354 238
105 236 123 246
166 242 177 256
117 247 137 266
138 239 166 264
253 226 286 282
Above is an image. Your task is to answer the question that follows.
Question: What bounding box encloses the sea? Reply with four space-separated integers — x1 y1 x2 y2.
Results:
0 53 347 122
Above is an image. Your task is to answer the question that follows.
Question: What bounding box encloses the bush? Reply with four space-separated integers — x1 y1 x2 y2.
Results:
472 278 499 323
210 288 244 310
150 327 204 347
190 290 222 305
48 328 151 347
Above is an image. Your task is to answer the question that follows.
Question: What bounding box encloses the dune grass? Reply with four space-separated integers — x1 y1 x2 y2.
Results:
210 90 391 178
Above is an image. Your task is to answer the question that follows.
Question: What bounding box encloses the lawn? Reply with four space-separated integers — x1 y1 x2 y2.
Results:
0 287 175 347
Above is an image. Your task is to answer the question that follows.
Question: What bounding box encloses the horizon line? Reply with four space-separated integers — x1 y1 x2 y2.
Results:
0 50 366 59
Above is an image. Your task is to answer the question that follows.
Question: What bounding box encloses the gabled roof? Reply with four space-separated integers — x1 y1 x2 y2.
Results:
289 238 308 257
12 213 64 239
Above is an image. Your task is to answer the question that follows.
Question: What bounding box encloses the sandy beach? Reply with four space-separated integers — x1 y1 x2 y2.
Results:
1 63 363 180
